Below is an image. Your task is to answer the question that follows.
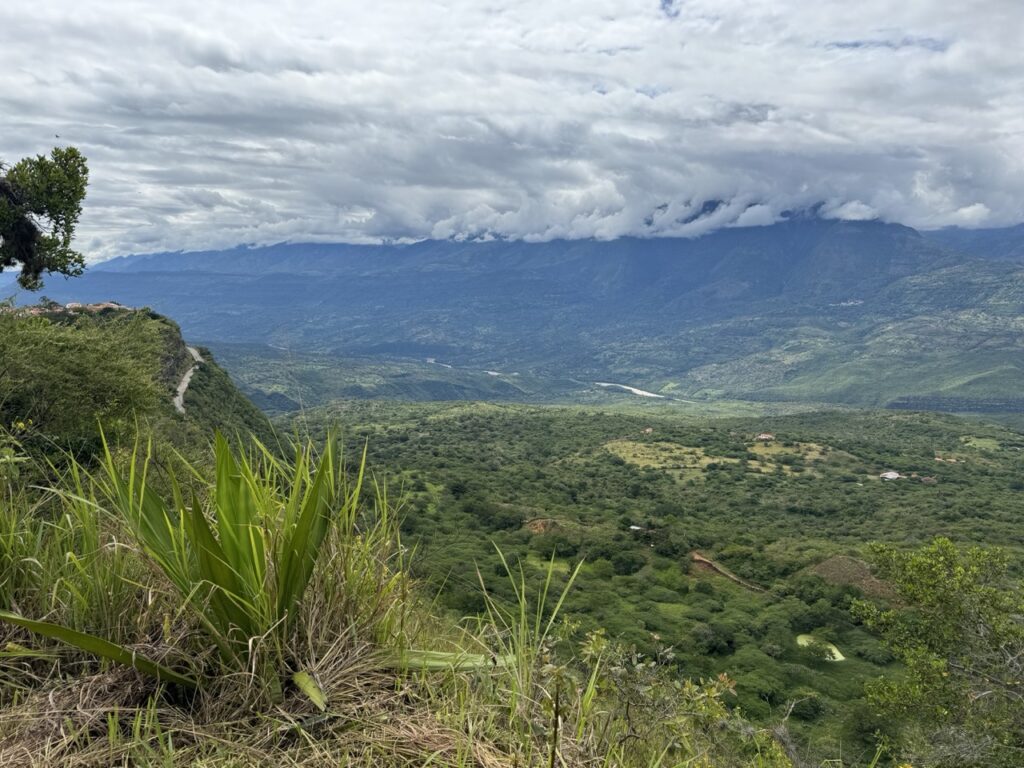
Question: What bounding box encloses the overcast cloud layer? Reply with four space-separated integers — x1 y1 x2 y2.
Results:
1 1 1022 259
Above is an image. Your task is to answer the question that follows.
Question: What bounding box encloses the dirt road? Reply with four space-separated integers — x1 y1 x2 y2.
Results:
173 346 203 414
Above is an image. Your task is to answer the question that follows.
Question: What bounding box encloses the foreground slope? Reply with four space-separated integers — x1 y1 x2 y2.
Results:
0 302 272 457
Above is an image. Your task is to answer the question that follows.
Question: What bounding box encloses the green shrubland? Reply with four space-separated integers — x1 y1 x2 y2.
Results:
289 400 1023 765
1 306 1021 766
1 425 803 766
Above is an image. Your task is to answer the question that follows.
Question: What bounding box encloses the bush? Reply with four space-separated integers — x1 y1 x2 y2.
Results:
531 532 579 558
790 690 826 721
0 432 410 708
611 549 645 575
691 622 733 654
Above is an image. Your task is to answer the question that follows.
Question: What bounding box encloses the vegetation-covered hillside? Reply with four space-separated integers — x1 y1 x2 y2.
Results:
1 303 1021 767
291 401 1024 763
0 301 272 464
16 218 1024 413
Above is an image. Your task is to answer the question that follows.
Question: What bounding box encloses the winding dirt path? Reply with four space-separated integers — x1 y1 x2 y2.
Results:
690 551 767 593
173 346 203 414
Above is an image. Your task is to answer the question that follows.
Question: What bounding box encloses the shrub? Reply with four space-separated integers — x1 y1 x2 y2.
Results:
611 549 644 575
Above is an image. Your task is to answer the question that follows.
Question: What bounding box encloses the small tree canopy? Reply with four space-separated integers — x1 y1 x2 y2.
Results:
853 537 1024 767
0 146 89 290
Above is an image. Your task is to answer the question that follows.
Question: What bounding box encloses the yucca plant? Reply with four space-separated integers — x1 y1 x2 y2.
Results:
1 431 364 705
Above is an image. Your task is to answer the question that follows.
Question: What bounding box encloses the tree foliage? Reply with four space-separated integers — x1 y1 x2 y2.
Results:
854 538 1024 767
0 146 89 290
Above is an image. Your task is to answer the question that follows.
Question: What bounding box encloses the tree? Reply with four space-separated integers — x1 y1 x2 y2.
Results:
0 146 89 290
853 538 1024 767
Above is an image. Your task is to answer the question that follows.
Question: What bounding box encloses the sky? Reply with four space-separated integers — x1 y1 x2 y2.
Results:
1 1 1022 260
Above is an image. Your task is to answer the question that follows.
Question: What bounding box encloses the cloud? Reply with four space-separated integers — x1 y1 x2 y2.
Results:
821 200 878 221
732 204 778 228
824 35 950 52
0 1 1022 260
951 202 991 226
659 1 682 19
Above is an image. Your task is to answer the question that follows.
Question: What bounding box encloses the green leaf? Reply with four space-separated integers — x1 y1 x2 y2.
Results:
276 439 338 619
213 434 266 598
2 641 57 659
388 649 509 671
292 670 327 711
184 493 256 649
0 610 197 688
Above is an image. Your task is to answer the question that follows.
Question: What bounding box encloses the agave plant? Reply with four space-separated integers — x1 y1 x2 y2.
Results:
1 432 361 705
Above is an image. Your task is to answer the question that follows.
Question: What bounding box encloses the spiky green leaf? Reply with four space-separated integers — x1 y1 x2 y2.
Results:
292 670 327 711
0 610 197 688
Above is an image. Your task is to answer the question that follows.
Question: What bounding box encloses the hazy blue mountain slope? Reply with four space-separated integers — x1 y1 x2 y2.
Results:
11 219 1024 410
924 224 1024 262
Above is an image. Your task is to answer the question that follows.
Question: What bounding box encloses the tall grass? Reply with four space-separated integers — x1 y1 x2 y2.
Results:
1 463 149 655
0 430 423 707
477 548 581 731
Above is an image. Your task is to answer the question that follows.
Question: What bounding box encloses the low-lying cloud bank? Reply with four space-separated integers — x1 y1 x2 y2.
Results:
1 1 1021 260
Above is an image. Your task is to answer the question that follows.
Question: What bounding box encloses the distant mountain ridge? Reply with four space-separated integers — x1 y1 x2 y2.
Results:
923 224 1024 262
8 218 1024 410
96 217 945 288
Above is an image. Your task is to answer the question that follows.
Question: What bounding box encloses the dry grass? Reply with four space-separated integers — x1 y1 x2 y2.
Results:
745 440 829 475
806 555 896 601
0 668 154 767
0 656 516 768
604 439 738 481
604 438 840 481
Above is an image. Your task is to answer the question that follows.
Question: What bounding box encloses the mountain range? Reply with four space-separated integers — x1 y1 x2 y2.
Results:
6 216 1024 411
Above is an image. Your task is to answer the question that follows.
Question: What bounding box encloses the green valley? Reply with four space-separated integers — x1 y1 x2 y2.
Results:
4 299 1022 766
288 401 1024 761
17 219 1024 415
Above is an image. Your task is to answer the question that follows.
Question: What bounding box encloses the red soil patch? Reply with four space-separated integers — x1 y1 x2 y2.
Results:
525 518 558 534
